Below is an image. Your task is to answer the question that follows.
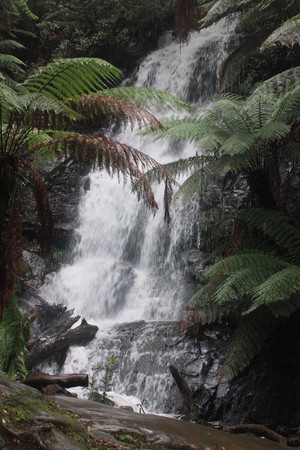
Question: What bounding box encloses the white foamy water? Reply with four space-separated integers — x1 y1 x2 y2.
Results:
41 17 237 412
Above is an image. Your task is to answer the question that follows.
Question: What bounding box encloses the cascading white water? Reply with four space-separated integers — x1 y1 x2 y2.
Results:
41 17 237 412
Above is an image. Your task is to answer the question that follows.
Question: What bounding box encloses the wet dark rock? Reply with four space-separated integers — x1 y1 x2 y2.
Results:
23 158 90 254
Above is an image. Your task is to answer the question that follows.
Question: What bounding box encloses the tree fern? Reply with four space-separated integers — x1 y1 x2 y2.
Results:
261 14 300 50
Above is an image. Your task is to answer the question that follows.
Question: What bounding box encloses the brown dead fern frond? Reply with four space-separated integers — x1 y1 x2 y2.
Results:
31 134 177 214
66 95 163 131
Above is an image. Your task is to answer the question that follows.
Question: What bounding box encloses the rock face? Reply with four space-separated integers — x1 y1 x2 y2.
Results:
78 319 300 434
23 158 89 254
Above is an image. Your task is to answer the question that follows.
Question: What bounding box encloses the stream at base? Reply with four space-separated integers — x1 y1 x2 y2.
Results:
41 17 237 414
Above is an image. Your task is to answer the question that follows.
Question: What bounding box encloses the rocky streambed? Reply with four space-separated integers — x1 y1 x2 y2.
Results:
0 372 290 450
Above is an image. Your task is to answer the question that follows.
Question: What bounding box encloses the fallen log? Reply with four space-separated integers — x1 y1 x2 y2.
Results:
169 364 198 421
23 373 89 390
223 424 287 445
25 318 98 369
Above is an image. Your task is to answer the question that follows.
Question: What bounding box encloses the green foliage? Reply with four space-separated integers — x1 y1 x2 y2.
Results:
85 355 118 402
237 208 300 261
198 0 300 93
261 14 300 50
188 206 300 378
37 0 171 70
0 295 29 379
22 58 122 99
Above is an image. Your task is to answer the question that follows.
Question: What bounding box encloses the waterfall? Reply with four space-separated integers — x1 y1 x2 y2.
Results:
41 16 237 413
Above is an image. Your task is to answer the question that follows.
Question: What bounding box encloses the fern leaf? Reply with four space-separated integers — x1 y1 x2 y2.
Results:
102 86 191 112
162 155 205 178
0 81 21 112
0 53 26 72
250 67 300 98
0 39 25 52
13 0 38 19
220 129 256 155
261 14 300 50
21 58 122 99
219 307 274 380
66 94 162 130
143 116 205 142
271 87 300 122
255 120 291 141
212 266 277 305
31 134 176 213
238 208 300 260
283 142 300 165
205 252 289 277
245 266 300 314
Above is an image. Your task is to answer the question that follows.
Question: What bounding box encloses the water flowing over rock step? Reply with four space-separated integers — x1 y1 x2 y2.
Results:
55 396 289 450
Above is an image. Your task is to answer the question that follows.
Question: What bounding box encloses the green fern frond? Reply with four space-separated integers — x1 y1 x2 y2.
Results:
102 86 191 112
0 54 26 72
143 115 205 142
238 208 300 260
173 158 224 204
242 94 275 130
250 66 300 98
283 142 300 165
220 129 256 155
0 295 28 379
188 276 244 323
219 307 274 380
200 0 247 27
268 294 300 318
0 39 25 52
13 0 38 19
162 155 205 177
255 120 291 141
261 14 300 50
0 81 21 112
271 87 300 122
10 93 82 132
21 58 122 100
212 266 277 305
245 266 300 314
205 252 289 277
